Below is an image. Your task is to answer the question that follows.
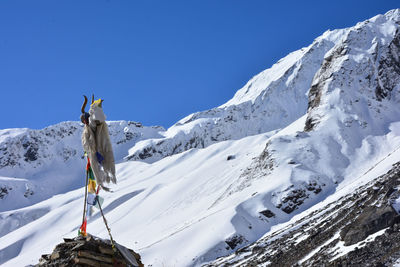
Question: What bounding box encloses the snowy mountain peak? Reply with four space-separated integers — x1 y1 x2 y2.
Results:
125 28 346 163
305 9 400 132
125 9 400 164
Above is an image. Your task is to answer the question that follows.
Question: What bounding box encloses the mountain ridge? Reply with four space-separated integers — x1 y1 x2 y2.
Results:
125 28 345 163
0 120 164 212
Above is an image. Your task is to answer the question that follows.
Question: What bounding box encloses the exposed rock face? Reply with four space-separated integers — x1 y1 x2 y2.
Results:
259 209 275 218
36 234 143 267
376 28 400 100
206 162 400 266
304 41 348 132
0 186 11 199
340 205 400 246
225 235 247 250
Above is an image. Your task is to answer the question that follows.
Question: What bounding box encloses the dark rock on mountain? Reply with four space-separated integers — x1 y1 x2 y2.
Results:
340 205 400 246
376 29 400 100
227 155 236 161
225 235 247 250
259 209 275 218
0 186 11 199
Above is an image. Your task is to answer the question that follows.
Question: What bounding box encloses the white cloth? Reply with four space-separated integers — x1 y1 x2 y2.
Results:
82 103 116 190
89 105 106 125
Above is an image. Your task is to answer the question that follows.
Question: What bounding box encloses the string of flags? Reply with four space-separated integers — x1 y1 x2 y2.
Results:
79 156 104 236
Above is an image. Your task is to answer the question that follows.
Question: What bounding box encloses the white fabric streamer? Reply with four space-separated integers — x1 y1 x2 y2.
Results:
82 101 116 190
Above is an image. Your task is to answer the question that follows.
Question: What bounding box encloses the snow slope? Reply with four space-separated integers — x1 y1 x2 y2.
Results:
1 9 400 267
0 121 304 266
2 119 400 266
210 140 400 266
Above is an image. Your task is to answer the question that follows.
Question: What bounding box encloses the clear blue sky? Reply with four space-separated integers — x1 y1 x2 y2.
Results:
0 1 398 130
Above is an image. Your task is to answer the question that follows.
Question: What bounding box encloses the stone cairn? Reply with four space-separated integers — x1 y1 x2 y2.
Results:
36 234 143 267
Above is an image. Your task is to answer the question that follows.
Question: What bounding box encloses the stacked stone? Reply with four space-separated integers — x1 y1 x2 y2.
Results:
36 235 143 267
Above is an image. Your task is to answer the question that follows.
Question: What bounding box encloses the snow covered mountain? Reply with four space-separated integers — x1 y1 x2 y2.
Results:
0 121 164 212
125 27 346 163
1 9 400 267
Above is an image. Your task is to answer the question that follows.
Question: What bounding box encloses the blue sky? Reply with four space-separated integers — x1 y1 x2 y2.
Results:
0 1 398 130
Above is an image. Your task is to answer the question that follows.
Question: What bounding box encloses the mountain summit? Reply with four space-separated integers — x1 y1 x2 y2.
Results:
1 9 400 267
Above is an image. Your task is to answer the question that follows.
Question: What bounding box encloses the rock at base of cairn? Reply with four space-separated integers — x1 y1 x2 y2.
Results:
36 234 143 267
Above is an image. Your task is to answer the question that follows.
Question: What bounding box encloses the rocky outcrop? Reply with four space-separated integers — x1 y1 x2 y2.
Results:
340 205 400 246
304 43 348 132
36 234 143 267
276 183 323 214
376 28 400 100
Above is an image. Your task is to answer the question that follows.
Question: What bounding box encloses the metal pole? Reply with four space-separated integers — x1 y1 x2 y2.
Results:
97 194 116 252
81 167 89 232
